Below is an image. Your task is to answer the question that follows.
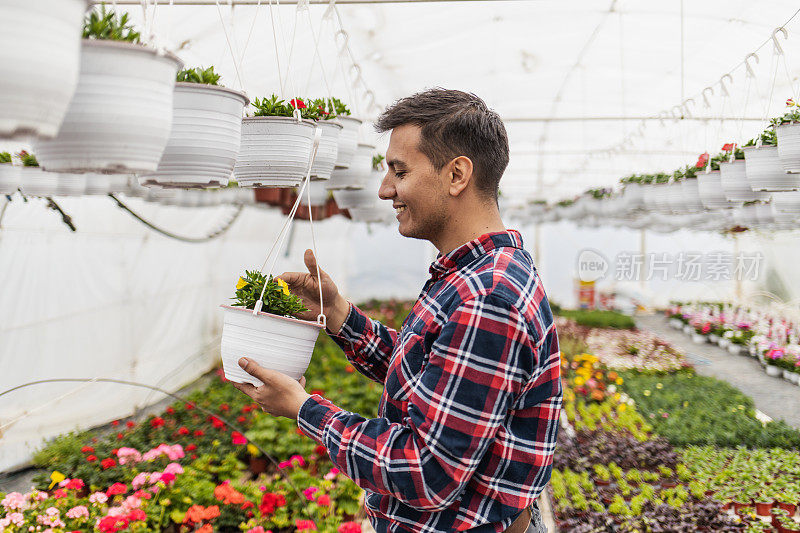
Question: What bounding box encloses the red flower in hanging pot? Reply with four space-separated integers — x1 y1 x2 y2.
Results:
290 98 307 109
787 98 795 107
695 152 710 169
721 142 736 152
111 420 119 427
126 421 135 429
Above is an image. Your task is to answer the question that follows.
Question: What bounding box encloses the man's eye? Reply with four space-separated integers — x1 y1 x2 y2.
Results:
395 171 406 178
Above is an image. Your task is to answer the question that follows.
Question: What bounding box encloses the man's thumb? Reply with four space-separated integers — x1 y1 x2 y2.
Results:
239 357 266 380
304 249 319 277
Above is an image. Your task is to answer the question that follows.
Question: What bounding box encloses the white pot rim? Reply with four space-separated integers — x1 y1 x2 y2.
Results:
743 145 778 152
317 120 343 131
335 116 363 125
82 38 183 70
242 116 317 129
219 304 324 330
175 82 250 105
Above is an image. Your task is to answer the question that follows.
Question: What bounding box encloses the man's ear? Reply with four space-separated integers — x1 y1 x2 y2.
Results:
447 156 474 197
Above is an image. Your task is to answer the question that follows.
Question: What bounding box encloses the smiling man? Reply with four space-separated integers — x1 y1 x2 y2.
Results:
234 89 561 533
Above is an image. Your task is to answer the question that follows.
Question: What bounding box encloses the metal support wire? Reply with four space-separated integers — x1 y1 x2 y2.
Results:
0 377 315 521
108 193 244 243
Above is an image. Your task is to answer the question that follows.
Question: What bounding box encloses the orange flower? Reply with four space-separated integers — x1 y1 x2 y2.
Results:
214 482 245 505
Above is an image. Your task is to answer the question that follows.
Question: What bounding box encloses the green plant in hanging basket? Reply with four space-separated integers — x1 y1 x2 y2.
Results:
0 152 11 164
372 154 386 171
250 95 321 120
310 98 338 120
232 270 308 318
745 128 778 147
176 66 221 85
17 151 38 167
83 5 141 43
771 98 800 126
330 97 351 117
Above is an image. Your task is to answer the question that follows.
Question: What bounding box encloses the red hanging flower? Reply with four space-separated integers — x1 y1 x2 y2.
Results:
290 98 307 109
695 152 710 169
126 421 135 429
219 403 230 411
101 458 117 469
237 415 247 423
721 142 735 152
315 445 326 456
185 402 195 410
317 494 331 506
117 433 125 440
111 420 120 427
160 472 176 485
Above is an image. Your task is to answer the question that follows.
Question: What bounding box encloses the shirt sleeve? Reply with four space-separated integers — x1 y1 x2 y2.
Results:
299 294 536 512
327 303 398 384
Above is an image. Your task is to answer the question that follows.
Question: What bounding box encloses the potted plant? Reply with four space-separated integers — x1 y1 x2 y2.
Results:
331 98 362 170
233 95 318 188
719 143 771 203
140 66 249 189
17 151 60 197
745 127 800 191
775 98 800 174
220 269 322 385
34 6 182 174
308 98 343 182
0 0 87 140
347 154 393 222
0 151 21 194
695 153 733 209
326 142 374 191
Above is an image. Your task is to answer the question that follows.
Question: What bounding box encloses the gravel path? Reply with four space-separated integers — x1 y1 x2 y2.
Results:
636 313 800 429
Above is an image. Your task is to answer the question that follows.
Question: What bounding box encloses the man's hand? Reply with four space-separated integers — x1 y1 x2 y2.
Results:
277 249 350 333
232 358 311 420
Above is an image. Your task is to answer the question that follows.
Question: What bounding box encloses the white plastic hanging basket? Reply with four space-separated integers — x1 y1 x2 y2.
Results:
300 179 329 207
744 145 800 191
719 161 771 202
666 182 688 214
0 0 87 140
19 167 59 197
697 170 735 209
332 167 380 211
776 123 800 173
220 305 323 384
642 184 659 212
34 40 181 174
56 173 87 196
680 178 705 213
651 183 673 214
140 83 249 188
310 120 342 181
85 173 130 195
621 183 645 210
325 143 374 190
0 165 21 194
234 116 316 187
771 190 800 213
334 116 362 169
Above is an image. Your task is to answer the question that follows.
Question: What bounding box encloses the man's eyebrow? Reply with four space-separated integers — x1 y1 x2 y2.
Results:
386 158 406 169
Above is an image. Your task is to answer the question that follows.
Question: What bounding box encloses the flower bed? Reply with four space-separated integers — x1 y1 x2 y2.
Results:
0 301 414 533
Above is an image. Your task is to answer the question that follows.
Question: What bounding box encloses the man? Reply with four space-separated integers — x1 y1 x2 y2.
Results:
234 89 561 533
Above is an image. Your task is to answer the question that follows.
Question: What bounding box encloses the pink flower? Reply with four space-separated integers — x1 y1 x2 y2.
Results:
303 487 319 501
338 522 362 533
53 489 68 499
324 468 340 481
66 506 90 519
160 472 176 485
2 492 28 511
232 431 247 445
131 473 149 490
117 447 142 465
278 460 291 469
163 462 184 475
5 512 24 526
295 519 317 530
317 494 331 506
122 496 142 510
106 483 127 497
89 492 109 505
290 454 306 467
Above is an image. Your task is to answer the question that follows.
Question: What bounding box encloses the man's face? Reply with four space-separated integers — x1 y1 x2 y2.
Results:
379 125 450 242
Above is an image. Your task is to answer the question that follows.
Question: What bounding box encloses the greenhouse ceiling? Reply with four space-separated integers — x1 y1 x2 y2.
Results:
114 0 800 202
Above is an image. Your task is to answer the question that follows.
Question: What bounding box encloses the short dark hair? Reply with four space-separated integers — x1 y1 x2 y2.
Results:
374 88 509 200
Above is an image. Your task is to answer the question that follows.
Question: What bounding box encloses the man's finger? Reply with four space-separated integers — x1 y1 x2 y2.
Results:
303 249 328 280
238 357 269 383
299 376 306 388
233 380 257 397
276 271 304 287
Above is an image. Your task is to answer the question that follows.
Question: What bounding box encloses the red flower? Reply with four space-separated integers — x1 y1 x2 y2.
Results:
86 455 97 462
191 454 198 460
345 365 355 373
160 472 176 484
81 446 95 453
126 421 135 429
787 98 795 107
210 417 224 429
722 142 735 152
338 522 362 533
185 402 195 410
194 429 204 437
219 403 230 411
242 405 252 413
106 483 127 496
241 501 255 510
65 479 84 491
290 98 307 109
98 515 129 533
315 445 327 456
237 415 247 423
695 152 709 169
232 431 247 445
134 490 152 499
259 492 286 515
317 494 331 506
127 509 146 522
117 433 125 440
178 426 190 436
186 444 197 451
111 420 120 427
311 389 324 396
111 448 119 456
150 417 165 428
166 407 175 415
101 458 117 469
295 427 304 435
53 488 67 499
296 519 317 530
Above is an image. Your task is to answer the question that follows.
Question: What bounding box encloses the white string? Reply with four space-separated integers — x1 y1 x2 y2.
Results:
237 0 264 68
266 0 285 95
304 159 327 329
0 379 98 433
757 52 781 146
214 0 245 90
302 7 335 114
278 3 301 102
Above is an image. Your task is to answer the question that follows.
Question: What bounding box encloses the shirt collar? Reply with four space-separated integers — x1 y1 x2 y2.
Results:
428 230 524 280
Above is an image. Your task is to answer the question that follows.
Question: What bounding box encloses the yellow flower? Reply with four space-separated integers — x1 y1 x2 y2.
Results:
247 443 260 456
618 404 627 412
683 401 689 408
276 278 290 296
49 470 66 489
574 376 585 386
613 393 621 401
615 378 624 385
656 383 663 390
643 389 651 396
236 277 248 290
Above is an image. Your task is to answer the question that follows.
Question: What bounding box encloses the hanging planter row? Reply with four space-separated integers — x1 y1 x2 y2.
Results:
1 4 369 193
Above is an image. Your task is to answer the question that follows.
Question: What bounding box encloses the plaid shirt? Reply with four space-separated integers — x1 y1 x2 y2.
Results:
298 230 561 532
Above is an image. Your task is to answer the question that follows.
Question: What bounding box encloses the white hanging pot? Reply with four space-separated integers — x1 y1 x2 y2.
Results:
652 183 673 214
334 116 362 169
769 202 797 224
744 145 800 191
84 173 129 195
350 203 392 223
642 184 659 212
776 123 800 173
141 83 249 188
0 165 21 194
220 305 323 383
233 116 316 188
719 161 771 202
680 178 705 213
333 186 375 210
300 179 329 207
698 170 735 209
35 40 181 173
325 143 374 190
771 190 800 213
0 0 87 140
310 120 342 181
621 183 645 210
19 167 59 196
666 182 688 214
56 173 87 196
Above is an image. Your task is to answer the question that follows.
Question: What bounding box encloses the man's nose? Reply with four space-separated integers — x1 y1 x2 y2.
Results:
378 172 395 200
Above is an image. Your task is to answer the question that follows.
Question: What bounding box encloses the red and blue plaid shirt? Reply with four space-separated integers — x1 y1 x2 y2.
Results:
298 230 562 532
